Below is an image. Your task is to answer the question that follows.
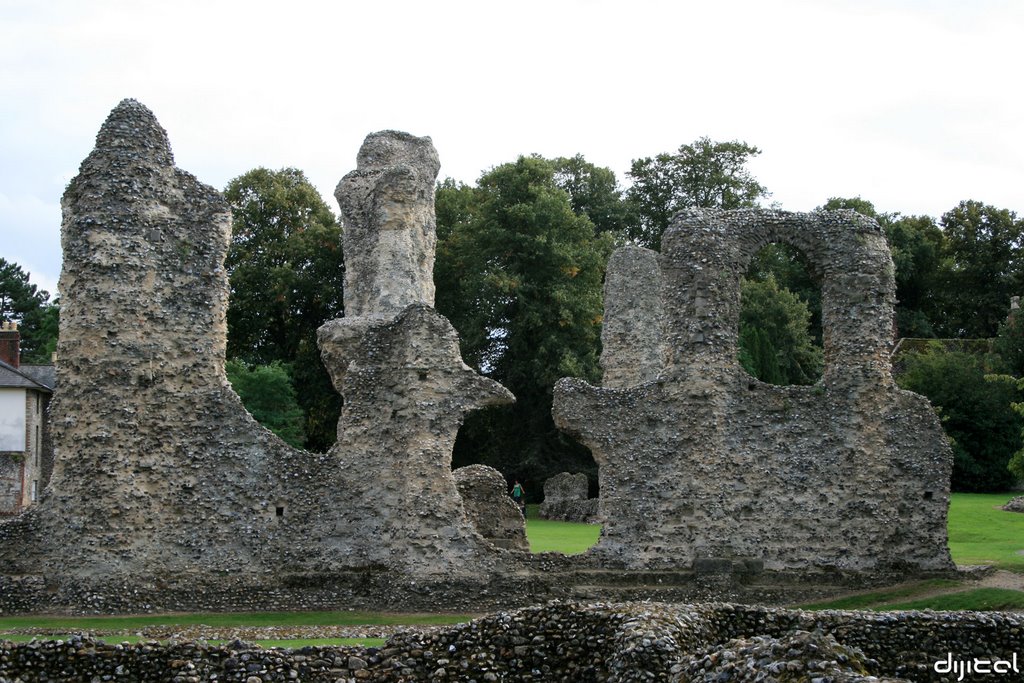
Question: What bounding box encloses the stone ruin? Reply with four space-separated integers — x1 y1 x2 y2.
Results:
2 600 1021 681
453 464 528 551
554 211 955 573
0 99 957 615
539 472 598 523
1002 495 1024 513
0 100 524 612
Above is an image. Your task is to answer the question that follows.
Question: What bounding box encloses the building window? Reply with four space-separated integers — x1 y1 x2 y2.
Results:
31 480 38 502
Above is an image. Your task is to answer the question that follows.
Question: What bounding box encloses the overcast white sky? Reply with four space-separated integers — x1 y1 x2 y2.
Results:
2 0 1022 297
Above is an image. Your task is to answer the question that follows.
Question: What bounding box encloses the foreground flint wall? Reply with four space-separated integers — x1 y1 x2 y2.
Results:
1 601 1020 682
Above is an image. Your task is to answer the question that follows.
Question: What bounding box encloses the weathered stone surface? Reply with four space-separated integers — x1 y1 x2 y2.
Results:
539 471 598 523
1 600 1020 682
0 104 959 613
0 98 292 580
1002 495 1024 512
600 245 664 388
0 102 515 607
335 130 440 319
317 305 514 571
453 464 528 551
319 130 515 573
554 209 955 572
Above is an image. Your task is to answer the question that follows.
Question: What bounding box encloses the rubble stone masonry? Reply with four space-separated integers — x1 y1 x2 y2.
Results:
0 101 955 616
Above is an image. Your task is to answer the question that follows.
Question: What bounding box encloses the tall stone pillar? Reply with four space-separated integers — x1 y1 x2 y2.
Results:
317 131 516 573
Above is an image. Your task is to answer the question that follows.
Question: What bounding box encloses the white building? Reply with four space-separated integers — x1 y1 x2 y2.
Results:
0 323 54 515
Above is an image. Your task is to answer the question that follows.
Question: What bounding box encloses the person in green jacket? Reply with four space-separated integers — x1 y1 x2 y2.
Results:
511 480 525 517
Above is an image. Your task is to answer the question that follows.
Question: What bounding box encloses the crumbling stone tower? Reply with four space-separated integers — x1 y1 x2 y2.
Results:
317 131 515 571
0 101 517 611
555 209 955 573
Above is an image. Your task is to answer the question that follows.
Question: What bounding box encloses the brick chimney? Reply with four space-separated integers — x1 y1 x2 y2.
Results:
0 321 20 368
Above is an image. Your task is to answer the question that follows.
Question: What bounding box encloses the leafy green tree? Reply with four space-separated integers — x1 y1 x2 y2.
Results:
933 200 1024 339
434 178 482 334
0 257 59 363
738 275 823 385
225 359 306 448
435 157 613 495
626 137 769 249
745 244 822 344
993 310 1024 377
551 155 635 236
886 214 945 337
224 168 345 451
897 348 1021 492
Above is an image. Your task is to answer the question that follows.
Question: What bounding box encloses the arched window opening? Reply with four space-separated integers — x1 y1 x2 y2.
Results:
739 243 823 386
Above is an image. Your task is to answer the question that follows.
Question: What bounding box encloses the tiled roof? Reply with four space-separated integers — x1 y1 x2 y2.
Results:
19 364 56 390
0 360 53 392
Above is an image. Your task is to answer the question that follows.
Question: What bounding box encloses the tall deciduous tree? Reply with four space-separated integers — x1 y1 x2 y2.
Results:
0 257 59 363
435 156 613 494
626 137 769 249
897 348 1021 492
225 359 306 448
933 200 1024 339
224 168 345 451
551 155 635 236
738 275 823 385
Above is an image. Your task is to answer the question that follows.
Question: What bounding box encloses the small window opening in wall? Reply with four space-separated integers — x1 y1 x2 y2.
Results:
923 491 934 501
418 370 428 381
275 506 285 517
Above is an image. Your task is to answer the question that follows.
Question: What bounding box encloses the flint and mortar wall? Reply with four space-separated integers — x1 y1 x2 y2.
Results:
0 101 956 613
0 100 512 608
1 601 1019 682
555 209 954 572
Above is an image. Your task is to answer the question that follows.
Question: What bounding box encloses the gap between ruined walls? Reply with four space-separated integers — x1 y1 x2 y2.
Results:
0 100 956 614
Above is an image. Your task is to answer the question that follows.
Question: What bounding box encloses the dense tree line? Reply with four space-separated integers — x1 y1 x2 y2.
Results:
0 258 58 364
7 138 1023 495
223 168 345 452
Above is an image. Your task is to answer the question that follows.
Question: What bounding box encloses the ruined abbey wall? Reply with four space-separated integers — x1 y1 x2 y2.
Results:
554 210 955 572
0 101 519 610
0 100 955 613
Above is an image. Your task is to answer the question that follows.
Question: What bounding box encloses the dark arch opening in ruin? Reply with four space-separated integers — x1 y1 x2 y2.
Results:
739 243 824 386
451 404 601 554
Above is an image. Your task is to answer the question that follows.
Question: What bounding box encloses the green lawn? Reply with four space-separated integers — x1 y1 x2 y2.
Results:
0 611 469 649
799 579 961 610
883 588 1024 611
947 492 1024 570
0 611 469 632
524 504 602 554
0 633 387 648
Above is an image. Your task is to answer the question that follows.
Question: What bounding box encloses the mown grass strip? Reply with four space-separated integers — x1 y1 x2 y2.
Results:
0 634 387 648
524 505 601 555
0 611 473 632
799 579 961 611
948 493 1024 571
881 588 1024 612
